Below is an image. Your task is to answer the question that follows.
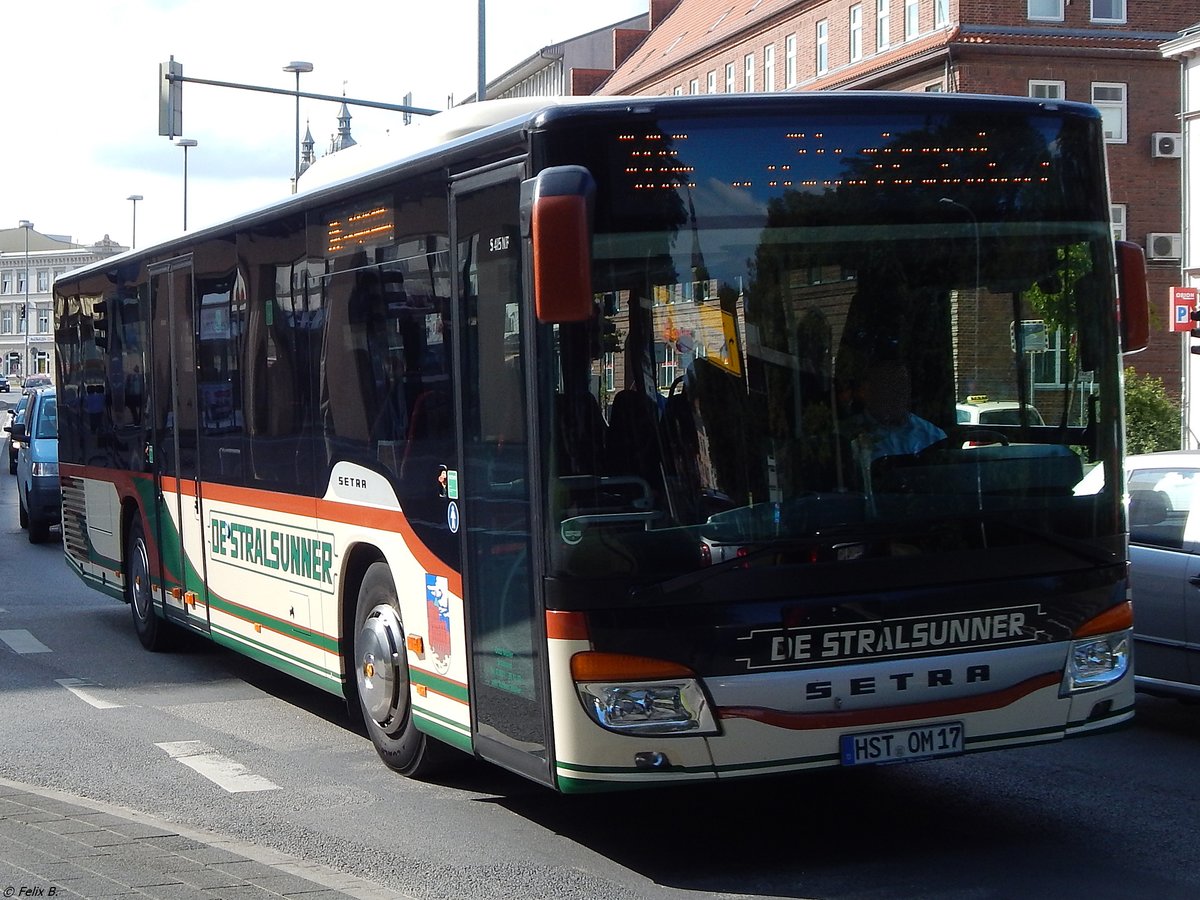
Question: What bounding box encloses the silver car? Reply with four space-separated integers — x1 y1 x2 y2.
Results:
1080 451 1200 701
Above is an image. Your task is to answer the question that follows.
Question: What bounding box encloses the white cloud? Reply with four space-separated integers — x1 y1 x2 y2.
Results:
0 0 647 248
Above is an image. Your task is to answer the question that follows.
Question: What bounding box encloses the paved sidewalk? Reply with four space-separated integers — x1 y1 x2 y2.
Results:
0 778 411 900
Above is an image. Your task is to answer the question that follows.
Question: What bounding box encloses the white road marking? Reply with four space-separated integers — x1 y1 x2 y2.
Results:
155 740 280 793
0 629 51 654
56 677 123 709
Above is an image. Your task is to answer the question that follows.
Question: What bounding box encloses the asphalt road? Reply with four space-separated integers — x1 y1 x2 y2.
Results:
0 427 1198 899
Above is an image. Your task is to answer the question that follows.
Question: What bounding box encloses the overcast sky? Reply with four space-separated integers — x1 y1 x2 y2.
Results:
0 1 648 251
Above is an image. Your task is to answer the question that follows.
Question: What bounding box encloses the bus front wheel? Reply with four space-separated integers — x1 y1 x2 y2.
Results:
353 562 454 778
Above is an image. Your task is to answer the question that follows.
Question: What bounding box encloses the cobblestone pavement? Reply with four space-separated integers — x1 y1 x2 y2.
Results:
0 778 412 900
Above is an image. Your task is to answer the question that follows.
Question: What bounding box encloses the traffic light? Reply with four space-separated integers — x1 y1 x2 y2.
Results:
1191 308 1200 355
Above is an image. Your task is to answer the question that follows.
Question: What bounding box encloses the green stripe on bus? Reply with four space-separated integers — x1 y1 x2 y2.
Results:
409 667 469 704
210 624 344 695
412 709 473 754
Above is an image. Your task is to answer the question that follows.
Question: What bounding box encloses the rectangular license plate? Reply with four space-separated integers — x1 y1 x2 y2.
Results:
839 721 964 766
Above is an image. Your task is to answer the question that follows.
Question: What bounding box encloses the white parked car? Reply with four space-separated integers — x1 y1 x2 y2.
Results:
956 397 1046 427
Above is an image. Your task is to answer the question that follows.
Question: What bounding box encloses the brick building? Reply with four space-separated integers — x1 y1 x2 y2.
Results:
586 0 1193 399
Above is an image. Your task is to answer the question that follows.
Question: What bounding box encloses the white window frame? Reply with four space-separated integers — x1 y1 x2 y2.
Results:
689 78 699 95
850 5 863 62
36 270 49 292
764 44 775 91
1 309 10 334
1091 0 1125 24
905 0 919 40
786 34 797 87
1110 204 1126 242
816 21 829 76
877 0 891 52
935 0 948 28
1029 80 1065 100
1027 0 1064 22
744 53 755 92
725 62 736 93
707 70 717 93
37 306 49 334
1092 82 1127 144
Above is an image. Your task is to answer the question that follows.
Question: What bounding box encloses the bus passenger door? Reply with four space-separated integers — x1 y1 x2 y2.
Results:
452 168 553 786
149 257 210 634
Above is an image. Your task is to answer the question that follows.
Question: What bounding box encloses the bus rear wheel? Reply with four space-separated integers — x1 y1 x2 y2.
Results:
353 562 455 778
127 518 171 651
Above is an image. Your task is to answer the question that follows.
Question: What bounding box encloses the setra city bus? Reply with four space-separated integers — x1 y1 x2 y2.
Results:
54 92 1150 792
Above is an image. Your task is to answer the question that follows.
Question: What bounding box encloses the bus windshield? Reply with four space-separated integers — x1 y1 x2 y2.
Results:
542 104 1121 593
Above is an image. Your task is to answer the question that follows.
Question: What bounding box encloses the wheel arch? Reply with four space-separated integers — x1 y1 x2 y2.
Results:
118 496 147 604
338 540 386 702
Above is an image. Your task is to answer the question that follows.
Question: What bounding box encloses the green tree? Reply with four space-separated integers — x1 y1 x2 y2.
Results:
1123 367 1180 454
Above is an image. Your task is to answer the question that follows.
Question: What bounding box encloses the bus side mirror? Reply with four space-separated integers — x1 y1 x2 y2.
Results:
1115 240 1149 354
523 166 595 324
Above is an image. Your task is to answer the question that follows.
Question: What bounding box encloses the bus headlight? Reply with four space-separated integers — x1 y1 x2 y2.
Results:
1061 632 1130 695
571 652 719 736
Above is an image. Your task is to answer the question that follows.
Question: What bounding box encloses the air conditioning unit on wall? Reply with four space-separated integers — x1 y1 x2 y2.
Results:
1147 233 1183 260
1152 132 1183 158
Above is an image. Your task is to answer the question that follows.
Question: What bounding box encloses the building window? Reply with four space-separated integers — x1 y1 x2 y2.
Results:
744 53 755 92
1 309 10 334
786 34 797 87
935 0 948 28
689 78 699 94
1028 0 1064 21
877 0 890 52
1029 80 1065 100
905 0 918 39
36 270 50 292
38 307 49 334
1092 82 1127 143
673 85 684 95
1091 0 1125 23
850 5 863 62
16 271 26 294
816 21 829 76
764 44 775 91
1110 204 1126 242
707 70 716 93
1 273 10 295
726 62 736 92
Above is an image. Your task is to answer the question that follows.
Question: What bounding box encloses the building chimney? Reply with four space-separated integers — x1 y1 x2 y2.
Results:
650 0 682 29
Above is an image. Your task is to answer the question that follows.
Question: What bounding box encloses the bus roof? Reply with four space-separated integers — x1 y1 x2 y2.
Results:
55 91 1101 289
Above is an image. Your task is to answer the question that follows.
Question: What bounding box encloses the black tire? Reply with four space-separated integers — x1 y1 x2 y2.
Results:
18 495 28 528
27 510 49 544
352 561 457 777
127 517 172 651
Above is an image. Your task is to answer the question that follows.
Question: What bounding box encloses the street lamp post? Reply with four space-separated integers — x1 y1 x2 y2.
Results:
283 61 313 193
127 194 143 249
175 139 198 230
18 220 33 379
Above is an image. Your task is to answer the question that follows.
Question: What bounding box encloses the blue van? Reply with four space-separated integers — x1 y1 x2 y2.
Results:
12 386 59 543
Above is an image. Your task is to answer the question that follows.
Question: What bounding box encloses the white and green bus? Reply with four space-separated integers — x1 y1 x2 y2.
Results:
54 92 1149 792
